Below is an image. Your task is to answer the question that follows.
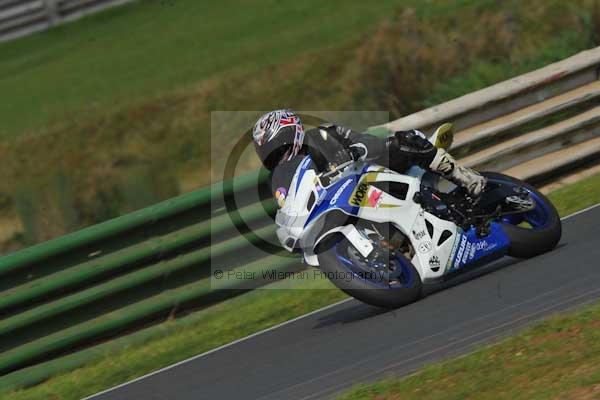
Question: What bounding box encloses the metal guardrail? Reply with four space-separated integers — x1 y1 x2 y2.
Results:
0 0 134 43
383 47 600 135
0 48 598 393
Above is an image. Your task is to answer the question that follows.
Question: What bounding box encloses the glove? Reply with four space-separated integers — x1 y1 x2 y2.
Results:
331 149 352 167
331 144 368 167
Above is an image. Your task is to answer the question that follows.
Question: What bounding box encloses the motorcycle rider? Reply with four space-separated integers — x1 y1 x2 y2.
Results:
252 109 486 207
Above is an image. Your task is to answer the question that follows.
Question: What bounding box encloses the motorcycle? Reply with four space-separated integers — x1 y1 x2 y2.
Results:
275 125 562 308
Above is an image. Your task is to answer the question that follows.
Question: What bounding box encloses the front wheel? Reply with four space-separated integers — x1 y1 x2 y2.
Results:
317 234 422 308
484 172 562 258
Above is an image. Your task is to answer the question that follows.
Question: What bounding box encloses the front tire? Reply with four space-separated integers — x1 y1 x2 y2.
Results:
483 172 562 258
317 236 422 308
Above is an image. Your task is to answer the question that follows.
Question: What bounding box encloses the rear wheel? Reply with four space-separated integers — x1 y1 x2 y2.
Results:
317 229 422 308
484 172 561 258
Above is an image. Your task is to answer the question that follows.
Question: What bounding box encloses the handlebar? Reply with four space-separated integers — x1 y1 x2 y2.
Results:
319 160 356 179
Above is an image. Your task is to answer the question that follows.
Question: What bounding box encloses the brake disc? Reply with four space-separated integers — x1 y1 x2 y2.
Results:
505 194 535 209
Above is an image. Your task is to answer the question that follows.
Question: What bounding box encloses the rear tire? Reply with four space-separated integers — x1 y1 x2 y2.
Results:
483 172 561 258
317 237 422 308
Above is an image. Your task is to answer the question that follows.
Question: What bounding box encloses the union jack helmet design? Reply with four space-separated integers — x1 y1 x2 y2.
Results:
252 109 305 170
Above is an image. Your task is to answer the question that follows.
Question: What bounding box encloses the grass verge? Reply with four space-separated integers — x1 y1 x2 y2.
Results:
546 172 600 217
4 171 600 400
337 302 600 400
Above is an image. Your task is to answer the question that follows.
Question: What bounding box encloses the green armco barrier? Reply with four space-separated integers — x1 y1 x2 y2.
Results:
0 168 269 278
0 219 277 313
0 253 300 375
0 318 176 395
0 253 299 394
0 126 387 280
367 126 392 137
0 224 279 337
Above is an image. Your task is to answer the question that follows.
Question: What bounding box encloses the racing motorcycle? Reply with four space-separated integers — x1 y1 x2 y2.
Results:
275 124 562 308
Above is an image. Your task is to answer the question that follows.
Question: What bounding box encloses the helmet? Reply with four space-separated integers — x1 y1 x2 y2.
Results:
252 109 305 170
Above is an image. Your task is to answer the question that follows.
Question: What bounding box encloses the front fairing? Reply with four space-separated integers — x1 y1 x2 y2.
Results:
275 156 321 251
275 156 363 252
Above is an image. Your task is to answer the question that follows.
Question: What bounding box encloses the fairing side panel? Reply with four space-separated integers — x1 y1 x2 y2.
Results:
276 158 512 282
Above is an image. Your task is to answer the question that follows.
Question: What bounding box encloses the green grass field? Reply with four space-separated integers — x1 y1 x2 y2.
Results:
0 0 404 138
4 172 600 400
1 0 597 252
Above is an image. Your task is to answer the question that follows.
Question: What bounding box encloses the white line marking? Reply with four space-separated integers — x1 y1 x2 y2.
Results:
561 202 600 220
82 298 353 399
83 202 600 400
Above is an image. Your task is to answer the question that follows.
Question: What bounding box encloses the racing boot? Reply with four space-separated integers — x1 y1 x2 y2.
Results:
429 148 486 197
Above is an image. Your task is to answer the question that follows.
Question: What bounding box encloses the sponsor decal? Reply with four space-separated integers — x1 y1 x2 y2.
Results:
367 187 383 208
418 241 432 254
429 256 441 271
300 156 312 170
348 173 397 208
413 230 426 240
475 241 489 250
445 226 508 272
275 187 287 208
454 235 468 266
455 237 499 268
469 244 476 260
350 182 369 206
445 232 462 271
330 179 353 205
462 242 471 265
315 185 326 205
463 240 494 263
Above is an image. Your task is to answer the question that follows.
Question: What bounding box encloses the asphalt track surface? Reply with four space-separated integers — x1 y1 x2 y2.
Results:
88 204 600 400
